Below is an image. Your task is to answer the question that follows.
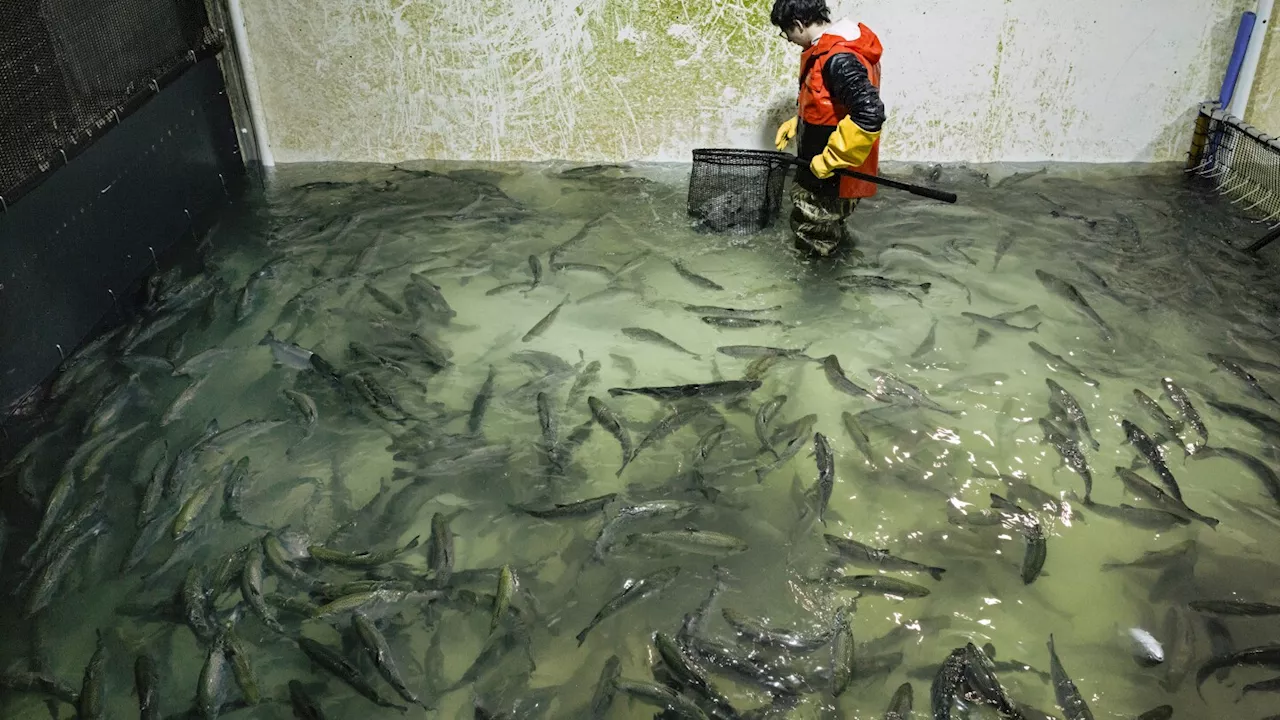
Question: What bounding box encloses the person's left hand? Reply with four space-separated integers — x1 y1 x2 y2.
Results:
810 117 880 179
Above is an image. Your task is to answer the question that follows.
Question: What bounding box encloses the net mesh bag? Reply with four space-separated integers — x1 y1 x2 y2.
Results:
1187 102 1280 226
687 149 793 235
0 0 217 203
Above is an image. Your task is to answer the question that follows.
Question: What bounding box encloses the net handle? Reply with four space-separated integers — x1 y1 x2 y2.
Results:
769 152 958 204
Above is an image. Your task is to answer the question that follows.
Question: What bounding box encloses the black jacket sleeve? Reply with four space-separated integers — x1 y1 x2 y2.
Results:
822 53 885 132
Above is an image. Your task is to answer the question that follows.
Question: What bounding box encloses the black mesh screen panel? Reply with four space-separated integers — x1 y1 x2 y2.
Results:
0 0 220 205
687 149 794 235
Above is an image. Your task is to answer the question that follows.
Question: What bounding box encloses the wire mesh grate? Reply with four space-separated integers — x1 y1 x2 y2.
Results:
1186 101 1280 233
0 0 221 207
687 149 794 235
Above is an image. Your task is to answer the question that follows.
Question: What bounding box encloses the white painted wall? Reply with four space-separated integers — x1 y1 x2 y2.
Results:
236 0 1254 165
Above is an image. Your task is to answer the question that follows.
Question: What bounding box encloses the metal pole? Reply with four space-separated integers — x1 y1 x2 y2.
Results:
1228 0 1275 121
227 0 275 167
1244 223 1280 254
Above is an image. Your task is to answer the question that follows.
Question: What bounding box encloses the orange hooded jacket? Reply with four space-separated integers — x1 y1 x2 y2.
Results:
796 22 883 199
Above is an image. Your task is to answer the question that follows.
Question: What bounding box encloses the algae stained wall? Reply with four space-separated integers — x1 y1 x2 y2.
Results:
1245 4 1279 135
236 0 1254 165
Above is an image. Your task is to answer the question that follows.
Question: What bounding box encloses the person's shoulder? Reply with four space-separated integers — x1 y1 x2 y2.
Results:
823 52 869 76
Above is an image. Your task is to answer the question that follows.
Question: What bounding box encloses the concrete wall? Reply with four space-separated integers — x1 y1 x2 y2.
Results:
1245 4 1279 133
237 0 1253 165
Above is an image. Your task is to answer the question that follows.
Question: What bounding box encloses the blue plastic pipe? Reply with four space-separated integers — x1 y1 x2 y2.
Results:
1220 11 1257 109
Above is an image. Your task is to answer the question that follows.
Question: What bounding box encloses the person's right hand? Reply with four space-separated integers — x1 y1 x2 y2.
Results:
775 116 799 151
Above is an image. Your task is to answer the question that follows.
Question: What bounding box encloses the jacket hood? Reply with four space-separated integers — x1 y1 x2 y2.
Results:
812 19 882 66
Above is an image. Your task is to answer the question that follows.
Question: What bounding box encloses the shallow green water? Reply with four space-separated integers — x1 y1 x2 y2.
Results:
2 160 1280 720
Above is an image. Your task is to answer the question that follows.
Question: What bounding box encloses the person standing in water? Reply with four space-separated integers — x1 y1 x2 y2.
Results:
771 0 885 258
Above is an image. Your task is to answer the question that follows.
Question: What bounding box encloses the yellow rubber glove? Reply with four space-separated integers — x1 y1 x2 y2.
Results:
775 116 799 151
810 117 881 179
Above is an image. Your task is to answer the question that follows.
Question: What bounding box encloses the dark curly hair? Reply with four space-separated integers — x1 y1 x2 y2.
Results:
770 0 831 30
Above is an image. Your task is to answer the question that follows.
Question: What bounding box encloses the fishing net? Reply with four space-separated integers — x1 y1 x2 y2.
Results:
0 0 220 207
686 148 794 235
1186 101 1280 251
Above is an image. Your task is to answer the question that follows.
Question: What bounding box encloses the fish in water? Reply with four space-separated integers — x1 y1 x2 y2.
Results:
974 329 993 349
1040 418 1094 501
621 327 700 358
683 303 781 316
884 682 914 719
717 345 811 360
1195 644 1280 696
720 607 834 652
813 432 835 524
589 655 622 718
1191 445 1280 505
593 500 698 559
1128 627 1165 666
829 606 859 699
513 493 617 519
962 643 1019 716
838 274 931 304
364 282 405 314
1162 377 1207 448
1114 466 1218 528
468 365 498 434
522 295 570 342
994 304 1041 322
608 380 760 402
755 394 788 457
1072 492 1190 531
551 261 613 278
651 632 731 715
886 242 931 257
943 238 977 265
992 233 1015 270
297 637 408 712
841 411 877 466
632 402 712 459
821 354 880 401
626 529 748 556
931 647 967 720
822 574 931 598
869 368 957 415
671 259 725 291
1242 676 1280 695
990 494 1047 584
1048 634 1095 720
588 396 634 476
700 316 788 329
1189 600 1280 616
614 678 711 720
1133 389 1182 442
259 331 314 369
1046 379 1099 450
962 311 1041 333
1122 420 1183 502
1035 268 1113 341
576 566 680 645
755 429 811 483
485 281 529 296
824 534 946 580
409 332 452 369
1207 400 1280 439
1209 352 1280 406
289 680 326 719
407 272 456 318
527 255 543 289
1029 341 1100 387
134 654 160 720
912 319 939 358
